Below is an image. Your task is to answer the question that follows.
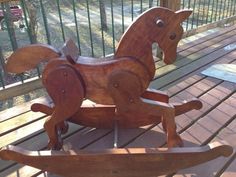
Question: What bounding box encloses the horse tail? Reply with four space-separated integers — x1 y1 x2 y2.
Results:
6 44 61 74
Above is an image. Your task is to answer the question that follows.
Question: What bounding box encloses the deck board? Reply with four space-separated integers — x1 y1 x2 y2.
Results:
155 26 236 69
177 25 236 52
173 99 236 177
152 45 236 89
0 96 51 123
0 24 236 176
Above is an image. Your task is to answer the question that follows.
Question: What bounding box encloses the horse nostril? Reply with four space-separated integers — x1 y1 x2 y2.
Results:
169 33 176 40
156 19 164 28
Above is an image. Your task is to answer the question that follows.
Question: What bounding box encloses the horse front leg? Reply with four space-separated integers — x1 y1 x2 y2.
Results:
141 88 202 115
108 70 182 147
142 89 202 133
140 98 183 147
161 105 183 147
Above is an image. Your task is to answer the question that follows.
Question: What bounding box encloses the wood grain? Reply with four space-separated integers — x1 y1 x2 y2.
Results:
0 142 232 177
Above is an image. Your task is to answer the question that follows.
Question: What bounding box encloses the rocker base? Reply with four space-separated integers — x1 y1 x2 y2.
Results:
0 142 233 177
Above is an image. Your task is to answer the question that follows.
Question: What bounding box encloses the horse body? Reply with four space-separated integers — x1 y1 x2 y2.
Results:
76 57 150 105
43 56 150 105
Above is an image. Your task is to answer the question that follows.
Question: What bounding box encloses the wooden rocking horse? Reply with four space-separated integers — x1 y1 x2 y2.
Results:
0 7 233 177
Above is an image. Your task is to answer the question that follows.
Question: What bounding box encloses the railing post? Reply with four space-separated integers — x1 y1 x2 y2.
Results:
160 0 181 11
0 46 6 88
1 2 18 51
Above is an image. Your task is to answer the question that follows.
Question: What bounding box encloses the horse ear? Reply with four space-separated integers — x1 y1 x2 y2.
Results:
175 9 192 23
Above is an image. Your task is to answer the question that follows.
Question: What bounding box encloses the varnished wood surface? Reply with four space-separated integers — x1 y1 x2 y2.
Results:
0 142 232 177
6 44 61 74
5 7 197 149
0 24 236 176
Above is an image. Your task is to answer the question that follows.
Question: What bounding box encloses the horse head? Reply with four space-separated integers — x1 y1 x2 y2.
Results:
115 7 192 80
146 7 192 64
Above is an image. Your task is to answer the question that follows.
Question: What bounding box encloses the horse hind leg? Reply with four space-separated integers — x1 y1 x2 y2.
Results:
43 64 85 149
31 103 69 135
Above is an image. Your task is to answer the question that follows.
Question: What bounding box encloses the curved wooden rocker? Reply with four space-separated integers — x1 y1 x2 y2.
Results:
0 142 233 177
1 7 233 176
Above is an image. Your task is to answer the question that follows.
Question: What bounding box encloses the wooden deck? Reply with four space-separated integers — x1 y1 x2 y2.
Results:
0 24 236 177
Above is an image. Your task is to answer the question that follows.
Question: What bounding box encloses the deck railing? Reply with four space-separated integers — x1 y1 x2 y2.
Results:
0 0 236 100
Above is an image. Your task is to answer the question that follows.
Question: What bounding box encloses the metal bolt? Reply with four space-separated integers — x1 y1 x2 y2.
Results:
111 170 119 174
62 90 65 93
113 83 119 88
169 33 176 40
156 19 164 28
129 98 134 103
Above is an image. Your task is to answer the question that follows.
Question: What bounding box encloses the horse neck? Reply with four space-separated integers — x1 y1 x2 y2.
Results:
115 29 156 80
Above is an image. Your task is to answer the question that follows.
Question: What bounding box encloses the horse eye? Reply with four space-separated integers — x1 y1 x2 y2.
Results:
169 33 176 40
156 19 164 28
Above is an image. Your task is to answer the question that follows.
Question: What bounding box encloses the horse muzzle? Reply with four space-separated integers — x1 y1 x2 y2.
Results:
162 48 177 65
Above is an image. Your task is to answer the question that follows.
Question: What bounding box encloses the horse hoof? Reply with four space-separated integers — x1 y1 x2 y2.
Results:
168 135 184 148
47 139 63 150
58 121 69 135
47 142 63 150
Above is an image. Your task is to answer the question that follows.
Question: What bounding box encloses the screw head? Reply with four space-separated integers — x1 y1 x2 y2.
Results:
169 33 177 40
129 98 134 103
156 19 164 28
113 83 119 88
